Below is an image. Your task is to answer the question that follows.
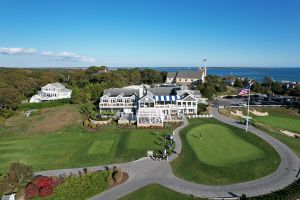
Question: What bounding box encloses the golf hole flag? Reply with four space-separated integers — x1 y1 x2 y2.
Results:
238 85 251 96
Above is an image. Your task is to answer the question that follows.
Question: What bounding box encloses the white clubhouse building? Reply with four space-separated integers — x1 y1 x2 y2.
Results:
99 85 206 127
29 82 72 103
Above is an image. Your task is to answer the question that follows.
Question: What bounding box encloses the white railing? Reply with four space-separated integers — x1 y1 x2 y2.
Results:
188 114 213 118
99 103 137 107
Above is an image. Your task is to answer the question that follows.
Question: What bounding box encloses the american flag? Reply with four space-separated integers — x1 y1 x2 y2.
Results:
238 85 251 96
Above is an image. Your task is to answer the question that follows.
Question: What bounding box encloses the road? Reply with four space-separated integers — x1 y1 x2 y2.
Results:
36 100 300 200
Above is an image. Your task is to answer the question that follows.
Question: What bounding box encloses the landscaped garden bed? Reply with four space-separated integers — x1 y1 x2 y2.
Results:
24 167 127 200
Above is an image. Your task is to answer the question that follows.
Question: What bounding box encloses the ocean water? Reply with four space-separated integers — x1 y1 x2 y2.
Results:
145 67 300 82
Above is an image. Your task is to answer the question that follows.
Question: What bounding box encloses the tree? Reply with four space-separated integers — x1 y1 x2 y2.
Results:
233 79 244 88
141 69 163 84
71 86 91 104
271 82 284 94
0 162 33 195
262 76 273 89
84 83 106 101
197 103 208 114
201 85 216 101
0 85 22 109
86 66 107 76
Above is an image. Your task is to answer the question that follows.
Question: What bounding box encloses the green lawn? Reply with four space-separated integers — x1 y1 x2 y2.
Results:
254 115 300 133
171 118 280 185
118 184 205 200
0 105 172 173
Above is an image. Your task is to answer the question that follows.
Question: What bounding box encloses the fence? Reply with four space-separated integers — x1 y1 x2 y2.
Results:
188 114 213 118
221 105 283 109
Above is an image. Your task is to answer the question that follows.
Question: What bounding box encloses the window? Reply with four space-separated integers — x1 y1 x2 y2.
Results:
117 99 122 103
179 79 181 81
185 79 187 81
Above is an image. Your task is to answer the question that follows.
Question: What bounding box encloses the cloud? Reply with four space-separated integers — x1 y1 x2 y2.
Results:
42 51 96 63
0 47 37 55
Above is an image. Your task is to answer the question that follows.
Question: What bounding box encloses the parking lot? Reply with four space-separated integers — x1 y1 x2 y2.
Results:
221 94 300 107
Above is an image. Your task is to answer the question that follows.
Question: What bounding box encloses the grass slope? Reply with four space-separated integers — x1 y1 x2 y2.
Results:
171 118 280 185
119 184 205 200
0 105 172 173
254 115 300 133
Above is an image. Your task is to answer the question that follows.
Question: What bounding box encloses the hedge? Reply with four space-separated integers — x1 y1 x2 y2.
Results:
17 99 71 110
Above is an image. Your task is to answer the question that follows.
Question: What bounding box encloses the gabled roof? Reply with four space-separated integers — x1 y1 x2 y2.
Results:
176 71 203 79
103 88 139 97
43 82 65 89
180 95 197 101
167 72 177 78
148 86 179 96
139 95 155 102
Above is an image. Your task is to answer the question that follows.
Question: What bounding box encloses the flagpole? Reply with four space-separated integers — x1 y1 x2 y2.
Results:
246 82 253 132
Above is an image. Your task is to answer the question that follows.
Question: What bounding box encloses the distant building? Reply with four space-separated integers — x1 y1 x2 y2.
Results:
29 82 72 103
166 67 207 85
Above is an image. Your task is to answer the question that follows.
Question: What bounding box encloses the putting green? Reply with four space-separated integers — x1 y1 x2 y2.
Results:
187 124 265 166
88 140 115 154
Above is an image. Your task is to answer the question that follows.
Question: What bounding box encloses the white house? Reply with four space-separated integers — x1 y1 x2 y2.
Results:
29 82 72 103
99 85 205 127
99 88 141 114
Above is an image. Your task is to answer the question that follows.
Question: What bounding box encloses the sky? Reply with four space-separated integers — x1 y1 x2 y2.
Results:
0 0 300 68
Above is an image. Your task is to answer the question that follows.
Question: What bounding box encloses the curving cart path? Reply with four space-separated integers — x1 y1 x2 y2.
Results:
36 105 300 200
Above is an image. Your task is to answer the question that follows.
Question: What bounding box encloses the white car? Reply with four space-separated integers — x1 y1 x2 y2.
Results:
238 102 247 107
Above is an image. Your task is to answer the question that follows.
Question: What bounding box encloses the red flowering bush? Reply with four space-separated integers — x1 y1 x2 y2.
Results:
33 176 56 189
25 184 39 199
39 185 54 197
25 176 59 199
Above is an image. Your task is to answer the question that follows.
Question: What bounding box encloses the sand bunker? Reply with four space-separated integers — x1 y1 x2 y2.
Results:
230 110 245 117
280 130 300 138
250 110 268 116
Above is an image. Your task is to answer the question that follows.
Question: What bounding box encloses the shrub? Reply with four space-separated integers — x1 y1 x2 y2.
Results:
90 123 97 129
33 176 56 189
25 176 59 199
49 170 111 200
83 120 89 127
25 184 39 200
112 169 123 184
39 185 54 197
